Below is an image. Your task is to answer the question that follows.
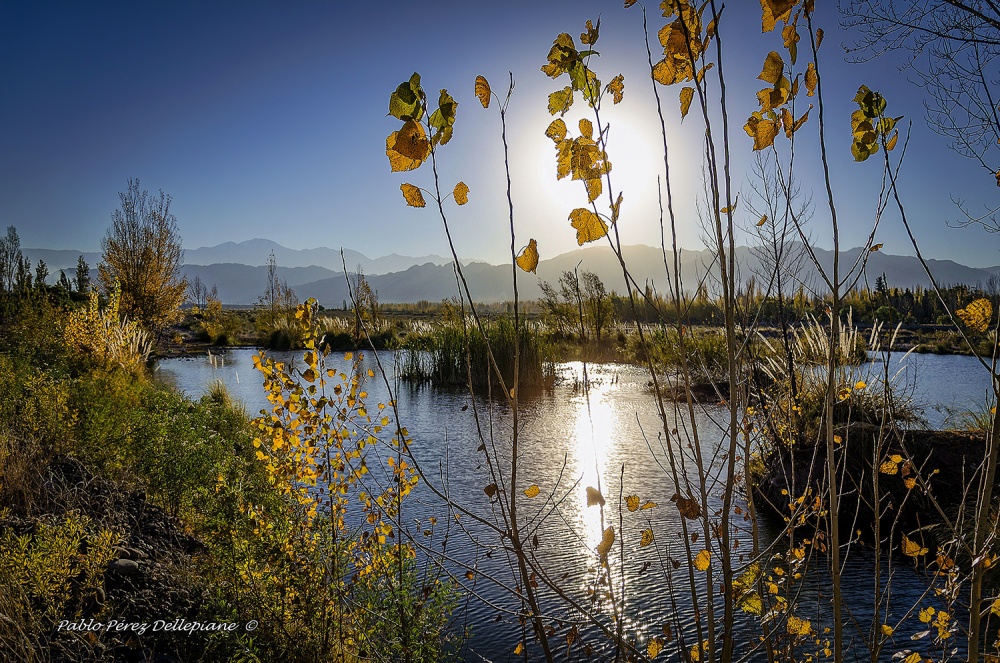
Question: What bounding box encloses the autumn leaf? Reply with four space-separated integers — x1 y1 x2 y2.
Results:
957 298 993 333
869 243 883 252
640 500 657 510
680 86 694 120
578 118 594 140
586 486 606 507
428 89 458 146
761 0 797 33
514 642 524 655
606 74 625 104
386 119 430 172
484 483 498 498
400 184 426 208
744 111 780 151
585 177 602 203
541 33 579 79
787 615 812 636
886 130 899 151
671 493 700 519
475 75 491 109
388 72 424 121
881 624 894 637
626 495 640 512
524 484 540 498
548 86 574 116
738 592 763 615
758 51 784 86
757 214 768 226
545 118 568 143
453 181 470 205
625 0 637 6
782 23 799 65
648 637 664 658
516 239 539 274
465 570 475 580
640 528 654 547
569 208 609 245
597 526 615 560
804 62 817 97
902 534 929 557
694 549 711 571
904 477 917 490
581 18 600 46
816 27 825 48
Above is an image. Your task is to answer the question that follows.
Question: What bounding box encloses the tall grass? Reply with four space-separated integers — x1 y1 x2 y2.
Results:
399 315 550 389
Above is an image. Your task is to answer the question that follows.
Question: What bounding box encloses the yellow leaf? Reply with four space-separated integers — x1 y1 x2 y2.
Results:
453 181 470 205
756 214 768 227
569 208 609 245
581 18 600 45
400 183 425 208
904 477 917 489
855 380 867 390
606 74 625 104
805 62 817 97
344 351 353 361
744 111 780 151
514 642 523 655
957 298 993 333
903 654 921 663
516 239 539 274
585 177 602 203
694 549 711 571
738 591 763 615
545 118 567 143
761 0 797 33
919 606 936 622
579 118 594 140
787 615 812 636
548 86 574 116
879 460 899 475
524 484 540 498
680 86 694 120
902 535 928 557
816 27 825 48
475 75 491 109
881 624 894 637
625 0 637 7
990 598 1000 616
869 243 883 252
586 486 605 507
640 528 654 546
597 526 615 559
386 119 430 172
886 130 899 151
465 570 475 580
640 500 657 510
782 23 800 65
626 495 640 511
647 637 664 658
758 51 785 86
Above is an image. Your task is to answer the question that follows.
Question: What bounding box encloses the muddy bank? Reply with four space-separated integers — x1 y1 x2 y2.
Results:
0 452 220 662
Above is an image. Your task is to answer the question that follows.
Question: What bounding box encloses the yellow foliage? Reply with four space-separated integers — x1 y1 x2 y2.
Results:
516 239 540 274
957 298 993 333
64 285 152 372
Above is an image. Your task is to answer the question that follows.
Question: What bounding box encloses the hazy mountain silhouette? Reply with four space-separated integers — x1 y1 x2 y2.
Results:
24 240 1000 304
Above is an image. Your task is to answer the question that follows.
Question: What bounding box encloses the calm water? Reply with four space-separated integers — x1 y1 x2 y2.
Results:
155 348 993 661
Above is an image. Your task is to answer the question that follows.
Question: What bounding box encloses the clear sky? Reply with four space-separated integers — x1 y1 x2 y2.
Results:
2 1 997 267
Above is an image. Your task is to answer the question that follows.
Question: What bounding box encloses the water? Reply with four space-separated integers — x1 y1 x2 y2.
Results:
155 348 994 661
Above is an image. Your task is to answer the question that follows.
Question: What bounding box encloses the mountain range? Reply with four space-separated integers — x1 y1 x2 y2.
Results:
24 239 1000 306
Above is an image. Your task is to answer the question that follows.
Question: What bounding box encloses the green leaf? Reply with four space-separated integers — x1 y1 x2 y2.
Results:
389 72 424 121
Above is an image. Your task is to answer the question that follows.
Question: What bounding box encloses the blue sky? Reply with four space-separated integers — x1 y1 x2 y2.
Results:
2 1 997 267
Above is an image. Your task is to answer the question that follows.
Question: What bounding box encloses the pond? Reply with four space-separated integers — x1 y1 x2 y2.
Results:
154 347 994 661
